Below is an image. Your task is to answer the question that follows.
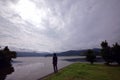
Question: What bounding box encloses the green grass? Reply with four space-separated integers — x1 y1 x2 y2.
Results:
43 63 120 80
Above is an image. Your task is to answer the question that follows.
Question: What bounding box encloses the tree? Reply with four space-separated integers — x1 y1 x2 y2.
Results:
112 43 120 64
86 49 96 64
0 46 15 80
101 40 113 65
3 46 17 59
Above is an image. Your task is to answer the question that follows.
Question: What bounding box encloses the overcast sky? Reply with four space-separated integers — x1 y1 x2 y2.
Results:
0 0 120 52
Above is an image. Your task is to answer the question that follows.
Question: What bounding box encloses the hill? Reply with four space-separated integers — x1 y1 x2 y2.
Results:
17 51 50 57
46 48 101 56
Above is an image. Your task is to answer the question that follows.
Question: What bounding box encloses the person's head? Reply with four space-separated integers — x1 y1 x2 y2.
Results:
53 53 56 56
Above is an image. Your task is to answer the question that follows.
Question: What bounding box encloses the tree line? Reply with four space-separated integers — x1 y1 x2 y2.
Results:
85 40 120 65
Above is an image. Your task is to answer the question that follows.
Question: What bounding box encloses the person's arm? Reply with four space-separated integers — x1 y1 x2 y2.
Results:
53 57 54 64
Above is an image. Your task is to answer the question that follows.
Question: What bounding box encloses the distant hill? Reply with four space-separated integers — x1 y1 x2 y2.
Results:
16 48 101 57
46 48 101 56
17 51 50 57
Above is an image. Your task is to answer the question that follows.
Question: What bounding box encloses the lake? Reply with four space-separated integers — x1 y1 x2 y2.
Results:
6 56 86 80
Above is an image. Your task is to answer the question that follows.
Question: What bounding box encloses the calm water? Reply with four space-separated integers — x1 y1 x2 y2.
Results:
6 56 84 80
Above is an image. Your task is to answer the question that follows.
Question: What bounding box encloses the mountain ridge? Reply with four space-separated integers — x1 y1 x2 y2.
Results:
16 48 101 57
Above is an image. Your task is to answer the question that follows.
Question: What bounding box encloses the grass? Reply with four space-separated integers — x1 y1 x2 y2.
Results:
42 63 120 80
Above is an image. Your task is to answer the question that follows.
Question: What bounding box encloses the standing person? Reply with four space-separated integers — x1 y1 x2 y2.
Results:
53 53 58 73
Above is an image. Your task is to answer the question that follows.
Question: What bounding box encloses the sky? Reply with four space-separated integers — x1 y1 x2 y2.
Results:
0 0 120 52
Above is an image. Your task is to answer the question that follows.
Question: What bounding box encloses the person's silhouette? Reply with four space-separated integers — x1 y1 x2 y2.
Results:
53 53 58 73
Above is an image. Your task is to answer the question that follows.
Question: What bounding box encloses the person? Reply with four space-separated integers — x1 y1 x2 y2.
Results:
53 53 58 73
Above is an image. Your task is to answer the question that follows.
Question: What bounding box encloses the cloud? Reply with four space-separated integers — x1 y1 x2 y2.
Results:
0 0 120 52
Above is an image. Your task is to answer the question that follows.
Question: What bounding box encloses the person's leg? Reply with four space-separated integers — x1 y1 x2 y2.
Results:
53 65 55 73
56 64 58 72
55 64 58 73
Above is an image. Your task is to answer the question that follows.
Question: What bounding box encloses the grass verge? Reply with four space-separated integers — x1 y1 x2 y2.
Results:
42 63 120 80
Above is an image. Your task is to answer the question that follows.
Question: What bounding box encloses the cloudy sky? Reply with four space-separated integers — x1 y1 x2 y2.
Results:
0 0 120 52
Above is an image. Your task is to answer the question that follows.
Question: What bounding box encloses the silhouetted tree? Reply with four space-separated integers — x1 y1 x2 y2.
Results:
0 46 15 80
112 43 120 64
101 40 113 65
4 46 9 51
3 46 17 60
86 49 96 64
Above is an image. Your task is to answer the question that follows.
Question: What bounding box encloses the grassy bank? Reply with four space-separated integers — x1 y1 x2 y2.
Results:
42 63 120 80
